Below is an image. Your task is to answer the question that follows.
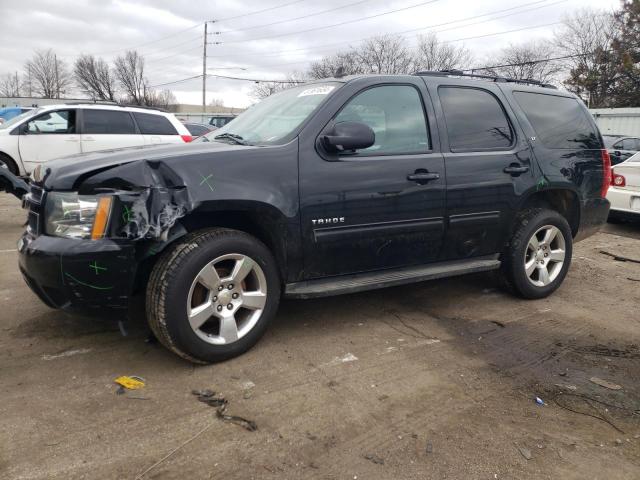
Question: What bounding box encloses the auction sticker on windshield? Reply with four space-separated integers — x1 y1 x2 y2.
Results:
298 86 335 97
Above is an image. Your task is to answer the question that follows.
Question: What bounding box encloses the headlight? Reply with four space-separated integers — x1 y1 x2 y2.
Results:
44 192 112 240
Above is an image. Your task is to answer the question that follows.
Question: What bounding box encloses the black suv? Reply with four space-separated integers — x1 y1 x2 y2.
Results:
18 72 611 363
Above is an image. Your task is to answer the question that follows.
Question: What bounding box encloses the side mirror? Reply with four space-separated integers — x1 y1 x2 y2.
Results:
20 123 30 135
614 150 621 157
321 121 375 153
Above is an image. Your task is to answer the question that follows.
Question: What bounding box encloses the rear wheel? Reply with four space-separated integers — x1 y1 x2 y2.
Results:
0 154 18 176
499 208 573 299
146 228 280 363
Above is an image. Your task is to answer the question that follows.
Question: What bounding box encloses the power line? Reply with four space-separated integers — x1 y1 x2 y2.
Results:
205 0 558 58
215 0 313 22
148 22 562 85
222 0 442 44
219 0 377 34
91 23 202 56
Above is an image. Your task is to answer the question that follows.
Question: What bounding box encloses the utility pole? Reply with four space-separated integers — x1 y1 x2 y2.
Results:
202 22 207 113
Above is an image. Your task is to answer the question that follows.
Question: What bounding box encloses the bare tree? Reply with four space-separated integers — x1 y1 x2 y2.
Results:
145 89 176 109
114 50 146 105
413 33 473 72
0 73 21 97
74 54 117 101
209 97 225 108
354 35 414 74
308 51 363 79
554 9 618 107
24 49 71 98
480 41 563 84
250 72 307 100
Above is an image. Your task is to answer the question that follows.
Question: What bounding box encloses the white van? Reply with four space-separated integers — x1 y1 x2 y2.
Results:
0 104 193 176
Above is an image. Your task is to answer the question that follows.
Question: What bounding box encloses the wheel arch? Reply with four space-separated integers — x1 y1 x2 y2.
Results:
0 151 20 176
133 201 295 293
518 188 581 237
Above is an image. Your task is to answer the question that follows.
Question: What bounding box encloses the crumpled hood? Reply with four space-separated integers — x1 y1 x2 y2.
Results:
41 141 257 190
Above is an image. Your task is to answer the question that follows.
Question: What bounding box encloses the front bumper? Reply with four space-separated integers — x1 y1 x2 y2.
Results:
18 232 137 313
574 197 610 242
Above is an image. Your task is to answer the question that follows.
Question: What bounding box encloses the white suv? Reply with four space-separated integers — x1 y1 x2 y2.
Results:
0 104 193 176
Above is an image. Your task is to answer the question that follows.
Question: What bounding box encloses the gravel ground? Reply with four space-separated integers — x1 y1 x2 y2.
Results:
0 192 639 480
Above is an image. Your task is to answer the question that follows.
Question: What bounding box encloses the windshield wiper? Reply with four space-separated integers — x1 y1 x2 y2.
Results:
214 132 248 145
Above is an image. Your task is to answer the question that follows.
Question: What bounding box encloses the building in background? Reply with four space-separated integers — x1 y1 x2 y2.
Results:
591 108 640 137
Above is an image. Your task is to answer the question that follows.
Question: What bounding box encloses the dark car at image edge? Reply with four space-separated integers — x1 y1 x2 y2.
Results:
18 72 611 363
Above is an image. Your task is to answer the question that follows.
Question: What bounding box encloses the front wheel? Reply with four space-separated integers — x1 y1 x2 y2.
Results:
499 208 573 299
146 228 281 363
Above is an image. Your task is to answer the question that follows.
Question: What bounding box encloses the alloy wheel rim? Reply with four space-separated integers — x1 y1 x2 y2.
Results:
186 253 267 345
524 225 566 287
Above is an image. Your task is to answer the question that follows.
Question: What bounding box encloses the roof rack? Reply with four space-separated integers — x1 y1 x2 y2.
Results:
60 100 119 106
58 101 167 112
414 70 557 89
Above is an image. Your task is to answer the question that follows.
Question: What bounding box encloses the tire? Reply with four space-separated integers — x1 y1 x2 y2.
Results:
146 228 281 363
499 208 573 299
0 153 19 176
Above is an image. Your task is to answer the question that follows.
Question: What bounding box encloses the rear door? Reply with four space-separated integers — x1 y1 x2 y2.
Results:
18 109 80 170
132 112 181 145
425 80 536 259
80 109 144 153
298 78 446 278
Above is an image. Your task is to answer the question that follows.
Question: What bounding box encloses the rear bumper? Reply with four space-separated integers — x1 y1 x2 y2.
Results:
607 186 640 216
18 232 137 314
574 197 610 242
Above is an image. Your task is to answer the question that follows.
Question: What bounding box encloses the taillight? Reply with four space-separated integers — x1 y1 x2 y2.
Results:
181 135 193 143
611 172 626 187
601 149 612 197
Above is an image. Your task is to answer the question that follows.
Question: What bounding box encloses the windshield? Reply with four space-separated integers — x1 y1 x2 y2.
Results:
602 135 622 148
0 108 43 130
199 82 340 145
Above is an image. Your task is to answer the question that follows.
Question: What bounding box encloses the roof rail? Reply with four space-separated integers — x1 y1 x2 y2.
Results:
58 101 167 112
60 100 119 106
414 70 557 89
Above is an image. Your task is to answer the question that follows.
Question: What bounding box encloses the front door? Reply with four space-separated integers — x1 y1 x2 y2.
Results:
298 79 446 279
18 109 81 172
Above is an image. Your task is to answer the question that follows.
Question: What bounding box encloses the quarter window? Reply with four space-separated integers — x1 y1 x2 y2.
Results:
26 110 76 134
83 109 136 134
333 85 430 155
133 113 178 135
439 87 513 152
513 92 600 149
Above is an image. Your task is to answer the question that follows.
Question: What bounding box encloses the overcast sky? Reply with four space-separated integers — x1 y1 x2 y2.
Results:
0 0 620 107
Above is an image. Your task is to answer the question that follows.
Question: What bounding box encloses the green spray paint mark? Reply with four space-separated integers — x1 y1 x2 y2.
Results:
199 174 214 191
122 205 133 223
89 261 107 275
63 272 114 290
536 177 548 191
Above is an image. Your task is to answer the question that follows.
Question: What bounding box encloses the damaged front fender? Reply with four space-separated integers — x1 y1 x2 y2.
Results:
76 159 199 242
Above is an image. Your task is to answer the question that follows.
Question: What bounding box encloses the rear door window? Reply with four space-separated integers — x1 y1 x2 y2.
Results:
133 113 178 135
83 109 136 134
438 87 513 152
513 92 600 149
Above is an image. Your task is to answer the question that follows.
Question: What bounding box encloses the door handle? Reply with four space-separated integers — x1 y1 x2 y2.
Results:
407 172 440 184
65 137 79 142
503 164 529 175
83 136 95 141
